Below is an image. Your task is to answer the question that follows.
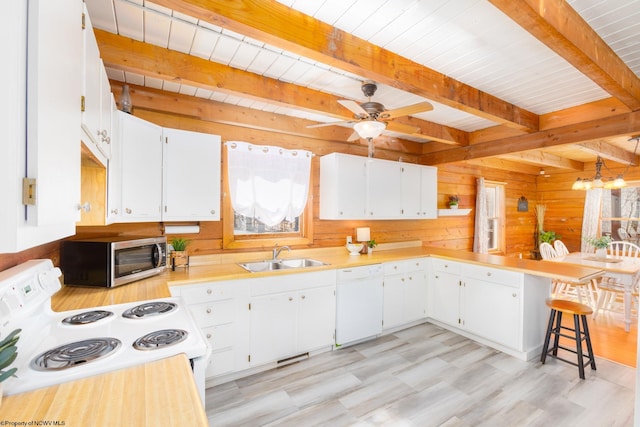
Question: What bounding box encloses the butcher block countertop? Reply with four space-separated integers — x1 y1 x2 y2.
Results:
11 244 600 426
51 245 604 311
1 354 208 427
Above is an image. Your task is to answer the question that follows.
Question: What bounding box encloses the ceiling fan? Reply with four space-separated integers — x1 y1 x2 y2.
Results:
307 81 433 142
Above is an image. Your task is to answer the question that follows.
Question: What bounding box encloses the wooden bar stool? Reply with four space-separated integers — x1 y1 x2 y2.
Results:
540 299 596 379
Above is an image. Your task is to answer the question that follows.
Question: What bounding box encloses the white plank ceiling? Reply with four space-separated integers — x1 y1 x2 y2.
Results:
84 0 640 169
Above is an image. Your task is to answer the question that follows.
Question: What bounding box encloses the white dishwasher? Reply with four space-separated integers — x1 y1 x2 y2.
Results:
335 263 384 346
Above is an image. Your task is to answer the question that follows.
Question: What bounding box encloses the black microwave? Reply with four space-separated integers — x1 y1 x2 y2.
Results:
61 236 167 287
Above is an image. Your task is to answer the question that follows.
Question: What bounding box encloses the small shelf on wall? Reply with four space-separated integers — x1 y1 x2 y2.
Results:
438 208 472 217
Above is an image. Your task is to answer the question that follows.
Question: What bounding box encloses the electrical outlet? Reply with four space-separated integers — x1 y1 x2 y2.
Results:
346 236 352 244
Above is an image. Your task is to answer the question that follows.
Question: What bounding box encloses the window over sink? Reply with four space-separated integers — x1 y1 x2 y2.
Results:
223 141 314 249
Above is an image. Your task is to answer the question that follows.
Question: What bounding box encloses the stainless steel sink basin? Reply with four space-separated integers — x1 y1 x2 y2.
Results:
239 258 327 272
280 258 327 268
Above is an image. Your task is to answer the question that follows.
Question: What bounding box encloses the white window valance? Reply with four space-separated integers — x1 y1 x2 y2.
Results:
226 141 312 227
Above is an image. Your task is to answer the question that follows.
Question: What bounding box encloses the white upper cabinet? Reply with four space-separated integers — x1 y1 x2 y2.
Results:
366 159 402 218
320 153 437 220
1 0 83 253
112 112 222 223
320 153 367 219
118 113 163 222
162 128 221 221
81 7 112 164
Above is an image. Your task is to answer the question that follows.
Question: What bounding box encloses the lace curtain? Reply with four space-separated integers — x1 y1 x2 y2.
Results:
473 177 489 253
226 141 312 227
581 188 603 252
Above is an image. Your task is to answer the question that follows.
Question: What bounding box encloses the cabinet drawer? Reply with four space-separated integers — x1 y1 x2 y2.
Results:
406 258 428 272
383 261 405 276
188 299 235 327
179 281 237 304
430 258 461 274
463 264 521 287
203 323 234 351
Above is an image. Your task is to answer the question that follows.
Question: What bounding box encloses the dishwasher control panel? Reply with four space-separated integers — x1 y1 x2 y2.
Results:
336 264 383 281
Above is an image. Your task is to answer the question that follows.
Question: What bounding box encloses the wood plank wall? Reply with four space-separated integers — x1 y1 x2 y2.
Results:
0 110 561 271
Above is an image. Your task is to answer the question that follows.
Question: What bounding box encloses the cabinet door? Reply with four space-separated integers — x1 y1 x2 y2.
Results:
249 292 297 366
119 113 163 221
401 164 422 218
382 274 405 330
320 153 366 219
162 128 221 221
366 159 402 218
420 166 438 218
462 279 521 349
81 6 101 149
297 286 336 351
405 269 428 322
429 271 461 327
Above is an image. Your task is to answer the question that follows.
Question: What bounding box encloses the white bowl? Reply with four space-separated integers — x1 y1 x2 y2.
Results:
346 243 363 255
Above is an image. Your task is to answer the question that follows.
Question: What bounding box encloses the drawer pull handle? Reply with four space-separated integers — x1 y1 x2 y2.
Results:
207 289 212 294
206 333 212 339
289 297 293 301
487 272 492 276
206 308 212 314
512 293 517 298
301 295 306 299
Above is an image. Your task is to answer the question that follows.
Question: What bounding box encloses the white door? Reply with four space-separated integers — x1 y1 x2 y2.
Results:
463 279 521 349
420 166 438 218
249 292 297 366
405 270 428 322
429 271 461 327
382 275 405 329
401 163 422 218
119 113 162 221
366 159 402 218
297 286 336 351
162 128 221 221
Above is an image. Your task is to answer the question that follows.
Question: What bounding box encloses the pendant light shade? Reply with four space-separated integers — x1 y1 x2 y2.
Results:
353 120 386 139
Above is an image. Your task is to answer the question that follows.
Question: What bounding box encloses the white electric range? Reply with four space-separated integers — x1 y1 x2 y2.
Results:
0 259 210 404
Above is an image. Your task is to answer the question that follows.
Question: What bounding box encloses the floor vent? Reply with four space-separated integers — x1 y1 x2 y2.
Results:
277 352 309 367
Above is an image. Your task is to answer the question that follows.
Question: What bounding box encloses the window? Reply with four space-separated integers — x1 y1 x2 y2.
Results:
223 141 314 249
485 182 506 253
601 183 640 241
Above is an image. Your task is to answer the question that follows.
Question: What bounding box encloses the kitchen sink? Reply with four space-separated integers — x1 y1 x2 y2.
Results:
239 258 327 273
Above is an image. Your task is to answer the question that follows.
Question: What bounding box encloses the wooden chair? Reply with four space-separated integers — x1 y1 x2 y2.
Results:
593 241 640 321
539 242 558 260
553 240 570 256
609 241 640 258
552 278 598 309
541 299 596 379
628 227 639 244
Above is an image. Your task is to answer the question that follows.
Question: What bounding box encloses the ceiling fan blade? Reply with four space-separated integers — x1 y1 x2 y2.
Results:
380 102 433 119
385 121 421 135
306 120 355 129
338 100 370 118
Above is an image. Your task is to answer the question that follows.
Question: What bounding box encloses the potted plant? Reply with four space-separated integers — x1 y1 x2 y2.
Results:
586 235 612 258
169 237 190 269
539 230 558 244
367 239 378 254
448 195 459 209
0 328 21 404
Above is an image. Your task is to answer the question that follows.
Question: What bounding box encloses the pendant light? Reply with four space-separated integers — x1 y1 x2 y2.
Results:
571 136 640 190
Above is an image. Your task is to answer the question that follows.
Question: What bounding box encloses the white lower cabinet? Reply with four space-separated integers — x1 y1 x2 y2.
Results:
428 257 548 361
170 280 250 380
382 258 428 330
248 270 336 367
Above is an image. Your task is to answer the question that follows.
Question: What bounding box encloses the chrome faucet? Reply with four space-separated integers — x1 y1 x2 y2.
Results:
272 244 291 261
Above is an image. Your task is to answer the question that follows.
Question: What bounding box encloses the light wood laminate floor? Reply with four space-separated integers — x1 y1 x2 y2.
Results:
206 322 636 426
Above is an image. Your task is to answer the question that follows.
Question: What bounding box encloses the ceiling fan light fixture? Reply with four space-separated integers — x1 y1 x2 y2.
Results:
354 120 386 139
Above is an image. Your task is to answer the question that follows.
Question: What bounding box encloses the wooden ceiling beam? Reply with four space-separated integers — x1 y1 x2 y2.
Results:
111 83 425 155
490 0 640 110
421 110 640 165
500 151 584 171
576 140 640 166
464 158 543 175
151 0 539 132
96 30 464 146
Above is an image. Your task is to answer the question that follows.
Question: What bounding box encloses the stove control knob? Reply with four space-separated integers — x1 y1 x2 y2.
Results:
37 268 62 293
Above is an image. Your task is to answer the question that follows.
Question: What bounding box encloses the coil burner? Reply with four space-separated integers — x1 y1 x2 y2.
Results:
31 338 122 371
61 310 114 325
133 329 188 351
122 301 177 319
